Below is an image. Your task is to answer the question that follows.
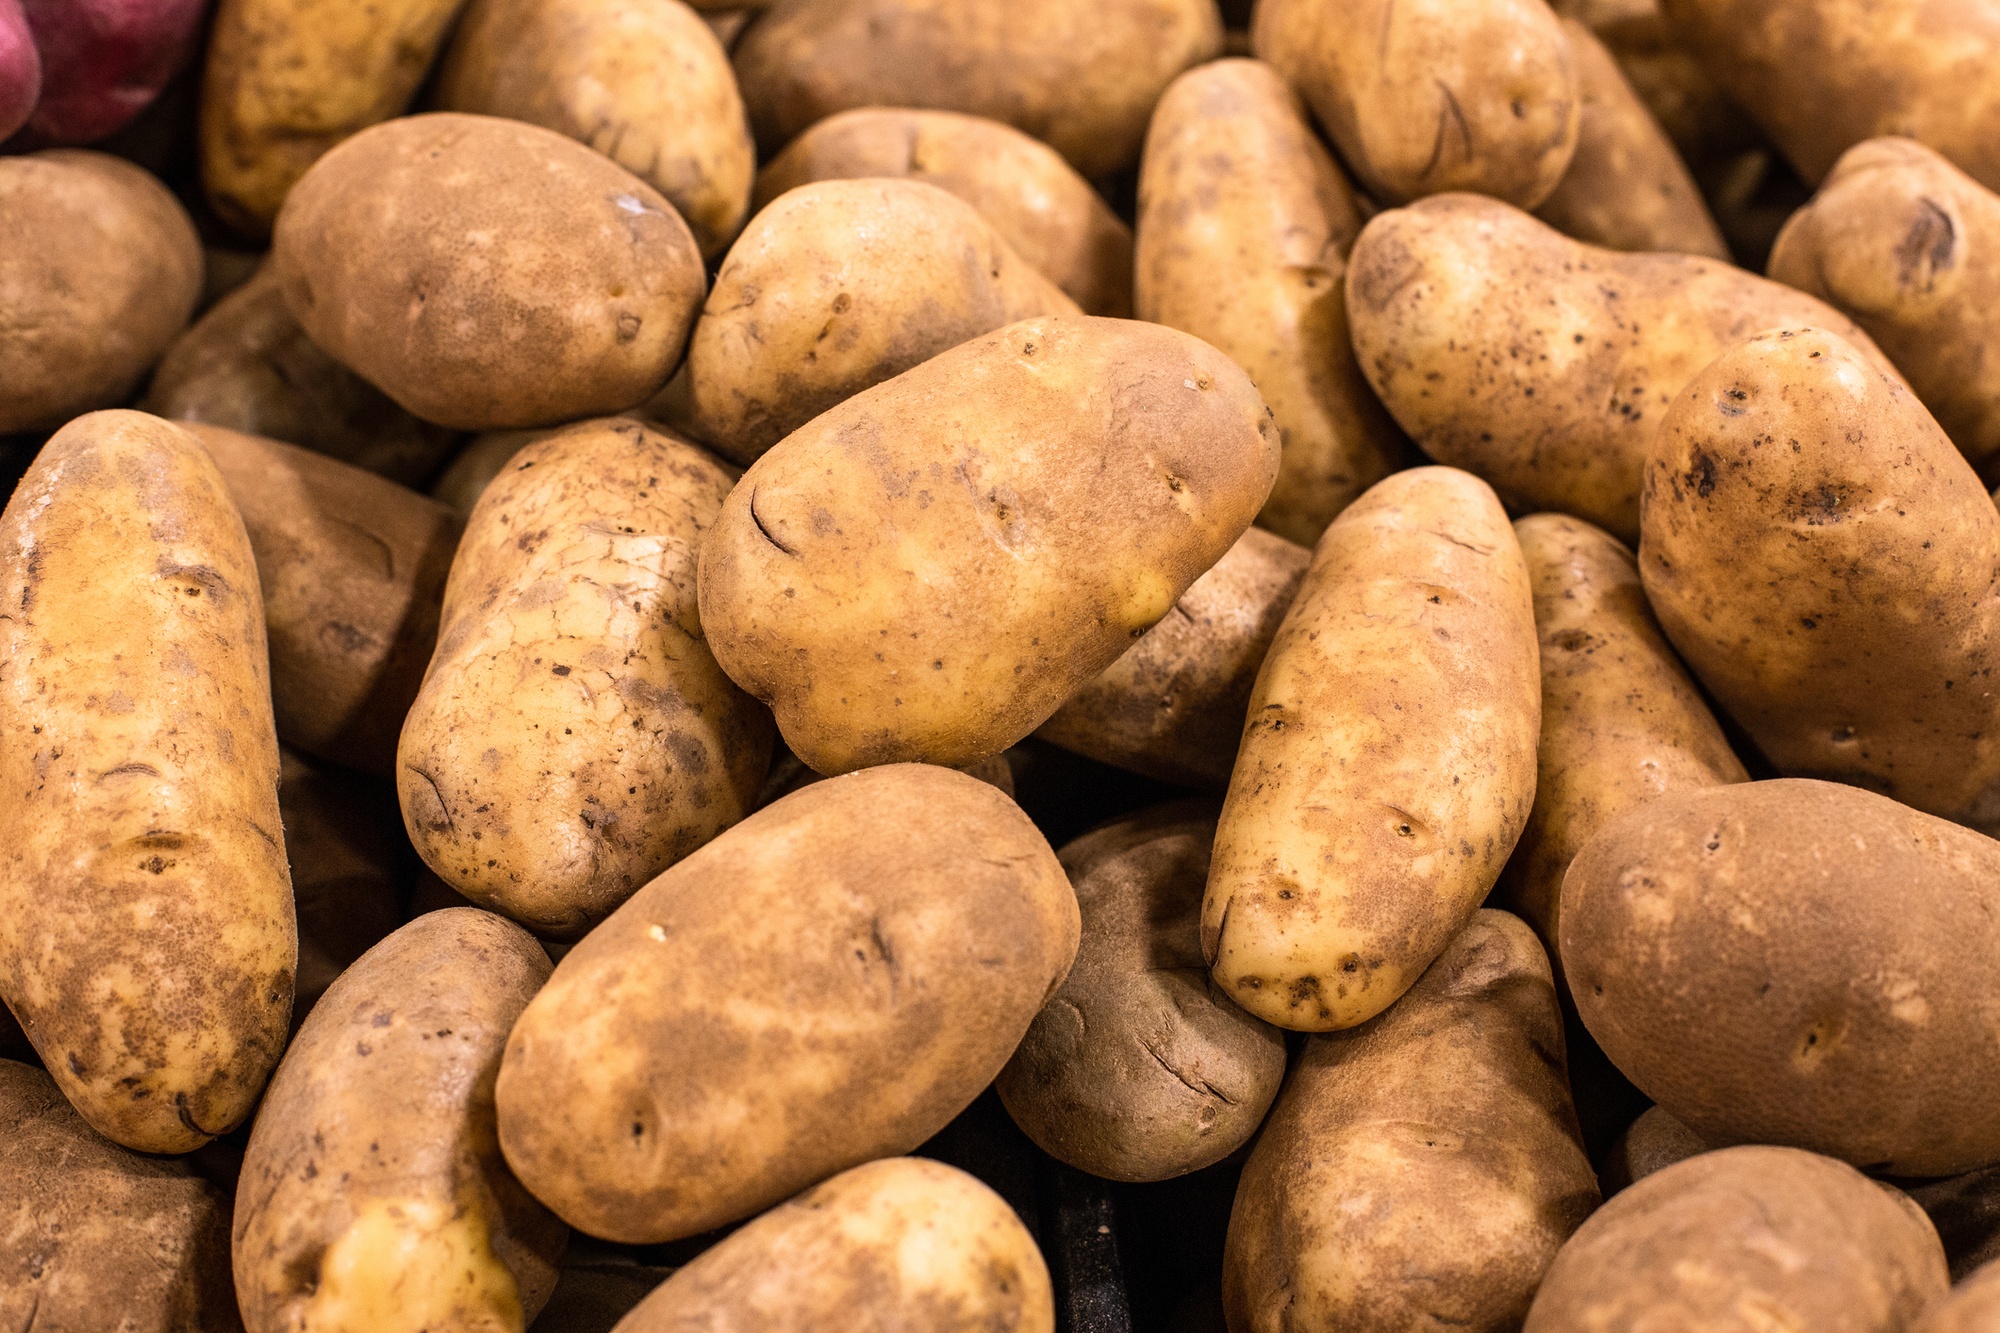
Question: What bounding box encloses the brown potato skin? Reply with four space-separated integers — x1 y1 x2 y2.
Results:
430 431 541 525
1918 1256 2000 1333
1551 0 1763 173
1224 910 1599 1333
398 417 771 939
278 748 403 1027
1137 59 1402 546
494 764 1080 1243
1525 1145 1948 1332
1562 779 2000 1176
0 411 295 1155
233 909 565 1333
753 106 1135 317
272 113 707 432
1600 1105 1709 1195
0 150 203 435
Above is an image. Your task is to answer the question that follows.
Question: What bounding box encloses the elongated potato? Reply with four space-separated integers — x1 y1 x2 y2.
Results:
234 909 565 1333
279 748 403 1025
1203 467 1539 1032
0 410 294 1154
495 764 1078 1243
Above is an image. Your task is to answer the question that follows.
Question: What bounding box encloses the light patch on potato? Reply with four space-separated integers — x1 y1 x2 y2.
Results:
298 1196 523 1333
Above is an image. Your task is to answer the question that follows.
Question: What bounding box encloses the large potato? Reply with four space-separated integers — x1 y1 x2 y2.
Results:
278 748 403 1025
0 410 294 1154
0 150 201 435
494 764 1078 1243
234 909 566 1333
1203 467 1539 1032
272 113 707 432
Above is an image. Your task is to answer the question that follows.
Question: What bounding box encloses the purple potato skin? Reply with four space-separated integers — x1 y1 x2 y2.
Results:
14 0 208 145
0 0 39 142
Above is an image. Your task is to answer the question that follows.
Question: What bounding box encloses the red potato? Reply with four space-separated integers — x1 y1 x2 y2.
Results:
15 0 209 145
0 0 39 142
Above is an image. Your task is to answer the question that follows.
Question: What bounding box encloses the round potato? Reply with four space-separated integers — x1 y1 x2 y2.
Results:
1600 1105 1710 1194
1918 1258 2000 1333
278 748 403 1026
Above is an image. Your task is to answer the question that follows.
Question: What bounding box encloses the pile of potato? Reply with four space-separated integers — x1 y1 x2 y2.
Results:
8 0 2000 1329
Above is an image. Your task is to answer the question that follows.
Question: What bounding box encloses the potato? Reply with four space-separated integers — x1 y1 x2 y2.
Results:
15 0 207 144
431 429 539 524
1037 526 1309 790
233 909 566 1333
754 107 1135 317
278 748 403 1025
399 416 771 939
683 178 1080 465
1524 1146 1948 1332
0 1059 237 1331
1919 1259 2000 1333
1640 326 2000 820
1346 193 1900 540
611 1158 1053 1333
699 315 1278 776
0 410 294 1154
435 0 754 260
1563 778 2000 1176
0 150 201 434
732 0 1223 180
1137 59 1403 545
1224 911 1598 1333
271 112 707 432
0 0 37 142
1252 0 1580 209
1600 1105 1709 1194
1203 467 1539 1032
1551 0 1762 172
494 764 1078 1243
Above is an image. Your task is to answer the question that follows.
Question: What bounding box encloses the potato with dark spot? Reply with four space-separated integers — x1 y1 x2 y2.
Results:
278 748 404 1026
1600 1105 1709 1194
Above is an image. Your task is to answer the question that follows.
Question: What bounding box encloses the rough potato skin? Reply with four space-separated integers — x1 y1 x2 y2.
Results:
0 1060 238 1332
1524 1145 1948 1332
1203 467 1539 1032
1918 1256 2000 1333
732 0 1222 180
272 113 707 432
0 410 295 1154
233 909 565 1333
1562 779 2000 1176
699 315 1279 776
398 417 771 939
1224 911 1599 1333
1599 1105 1709 1195
610 1158 1054 1333
494 764 1079 1243
1640 327 2000 820
0 150 202 435
1038 527 1309 790
753 106 1135 317
1137 59 1403 546
431 430 541 525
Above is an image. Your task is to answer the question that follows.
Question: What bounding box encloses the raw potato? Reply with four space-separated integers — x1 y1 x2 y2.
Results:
1037 526 1309 790
233 909 566 1333
699 315 1278 776
1640 327 2000 820
0 1060 238 1332
399 416 772 939
431 430 540 524
1551 0 1762 173
494 764 1079 1243
272 113 707 432
0 410 294 1154
1918 1256 2000 1333
1600 1105 1709 1194
1252 0 1580 208
1224 911 1599 1333
1562 779 2000 1176
0 150 202 435
1345 193 1900 540
1137 59 1402 545
0 0 36 142
1524 1146 1948 1332
16 0 208 144
732 0 1223 180
436 0 754 260
754 106 1135 317
1203 467 1540 1032
610 1158 1054 1333
997 803 1286 1182
279 748 403 1025
683 178 1080 465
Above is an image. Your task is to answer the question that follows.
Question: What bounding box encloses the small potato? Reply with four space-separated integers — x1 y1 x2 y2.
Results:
15 0 208 144
494 764 1078 1243
0 0 37 142
611 1158 1054 1333
0 150 201 435
0 410 294 1154
399 416 771 939
1224 911 1599 1333
1203 468 1540 1032
754 106 1135 317
278 748 403 1025
1524 1146 1948 1332
1918 1258 2000 1333
430 429 540 524
1137 59 1402 545
1600 1105 1709 1194
233 909 566 1333
272 112 707 432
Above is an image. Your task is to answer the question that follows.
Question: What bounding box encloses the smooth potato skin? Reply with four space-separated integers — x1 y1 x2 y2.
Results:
1918 1257 2000 1333
1203 467 1539 1032
495 765 1079 1244
0 410 294 1154
0 2 36 143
